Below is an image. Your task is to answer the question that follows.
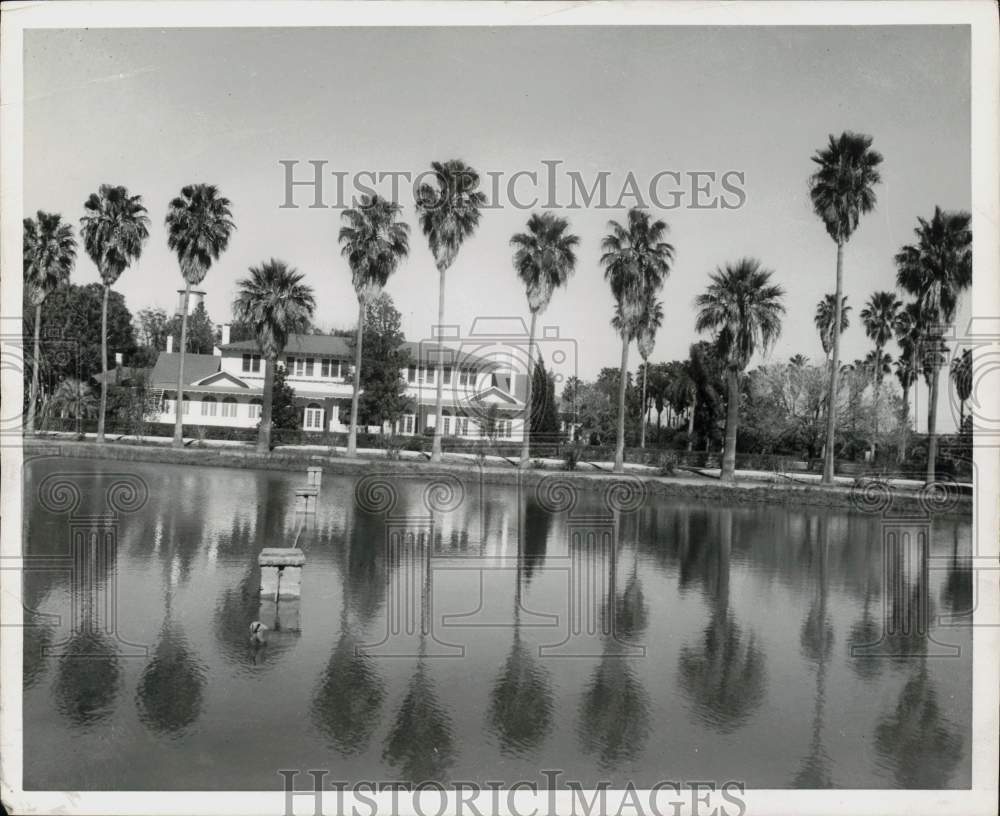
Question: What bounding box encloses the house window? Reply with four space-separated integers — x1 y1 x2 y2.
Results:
304 404 325 431
407 366 416 383
457 417 468 437
222 397 238 417
305 358 315 376
443 366 452 385
182 396 190 415
242 353 261 373
201 396 217 416
403 414 414 434
165 398 176 415
425 365 436 384
459 367 471 386
442 415 451 435
248 399 262 419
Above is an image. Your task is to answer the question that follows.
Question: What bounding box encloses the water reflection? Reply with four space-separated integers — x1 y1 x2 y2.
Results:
677 508 767 733
135 592 208 736
312 504 385 755
53 630 122 727
577 513 651 768
488 517 553 755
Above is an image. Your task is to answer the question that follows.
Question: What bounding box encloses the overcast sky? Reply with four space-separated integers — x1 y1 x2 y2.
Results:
24 25 971 430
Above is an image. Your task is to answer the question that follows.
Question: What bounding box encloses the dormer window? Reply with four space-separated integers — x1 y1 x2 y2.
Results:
241 353 261 373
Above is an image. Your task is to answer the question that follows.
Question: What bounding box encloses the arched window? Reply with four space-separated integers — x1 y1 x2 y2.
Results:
201 395 218 416
248 398 262 419
304 402 325 431
222 397 238 418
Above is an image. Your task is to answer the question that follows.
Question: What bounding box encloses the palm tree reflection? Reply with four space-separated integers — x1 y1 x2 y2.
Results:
135 591 208 736
487 515 553 755
578 515 651 768
312 507 385 755
53 629 121 727
382 530 455 782
678 508 767 734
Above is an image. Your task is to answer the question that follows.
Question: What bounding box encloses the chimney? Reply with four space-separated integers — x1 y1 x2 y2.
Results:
221 323 231 345
166 335 174 354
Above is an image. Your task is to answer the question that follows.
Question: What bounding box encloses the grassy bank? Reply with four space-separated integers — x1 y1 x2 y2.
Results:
22 435 971 518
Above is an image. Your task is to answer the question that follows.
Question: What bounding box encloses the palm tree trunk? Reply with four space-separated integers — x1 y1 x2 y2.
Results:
27 303 42 434
869 345 881 460
897 381 911 464
520 310 537 468
640 361 648 449
613 334 629 473
97 283 109 443
687 396 695 452
430 265 447 464
257 356 276 454
347 298 364 457
172 282 191 448
721 367 739 482
926 364 940 483
822 240 844 484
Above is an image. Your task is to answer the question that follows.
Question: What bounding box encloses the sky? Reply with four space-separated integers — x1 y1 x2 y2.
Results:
24 25 971 431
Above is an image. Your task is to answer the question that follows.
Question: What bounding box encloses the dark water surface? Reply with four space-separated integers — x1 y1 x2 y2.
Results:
22 456 973 789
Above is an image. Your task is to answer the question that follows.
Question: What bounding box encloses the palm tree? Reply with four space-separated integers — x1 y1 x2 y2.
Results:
23 212 76 434
814 294 851 365
339 195 410 456
951 348 972 434
49 377 97 422
165 184 236 448
79 185 150 442
415 160 487 463
808 132 883 484
860 291 902 452
695 258 785 482
511 212 579 466
233 260 316 453
601 208 675 472
667 359 698 451
895 207 972 482
636 299 664 449
893 301 924 463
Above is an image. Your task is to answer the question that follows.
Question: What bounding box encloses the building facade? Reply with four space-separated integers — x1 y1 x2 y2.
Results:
145 332 529 441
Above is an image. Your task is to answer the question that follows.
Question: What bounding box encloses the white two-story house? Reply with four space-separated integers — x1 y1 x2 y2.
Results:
146 329 528 441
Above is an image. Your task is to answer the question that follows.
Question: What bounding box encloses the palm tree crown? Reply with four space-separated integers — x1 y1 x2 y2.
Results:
80 184 150 285
339 195 410 299
808 132 883 244
860 291 902 350
165 184 236 285
414 160 486 273
814 294 851 358
601 208 674 329
24 211 76 306
895 206 972 325
232 260 316 359
951 348 972 405
695 258 786 371
511 212 579 313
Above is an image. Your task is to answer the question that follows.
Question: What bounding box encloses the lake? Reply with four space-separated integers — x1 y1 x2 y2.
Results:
22 456 973 790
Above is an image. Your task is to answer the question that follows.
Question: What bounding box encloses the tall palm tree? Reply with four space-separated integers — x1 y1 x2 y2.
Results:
860 291 901 450
165 184 236 448
895 207 972 482
23 212 76 434
79 185 150 443
414 160 487 463
695 258 785 482
601 208 675 473
510 212 579 466
339 195 410 456
233 260 316 454
951 348 972 434
636 299 664 449
667 360 697 451
893 301 923 463
808 132 883 484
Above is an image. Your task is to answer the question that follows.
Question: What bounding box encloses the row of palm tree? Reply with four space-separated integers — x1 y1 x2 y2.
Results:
23 140 972 482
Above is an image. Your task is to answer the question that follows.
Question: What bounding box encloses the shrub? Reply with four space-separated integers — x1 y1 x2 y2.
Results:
530 458 547 470
563 445 581 471
658 451 678 477
402 436 425 453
